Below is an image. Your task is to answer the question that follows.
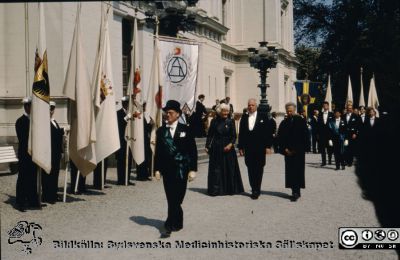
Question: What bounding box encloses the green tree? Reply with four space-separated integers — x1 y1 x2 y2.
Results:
294 0 400 110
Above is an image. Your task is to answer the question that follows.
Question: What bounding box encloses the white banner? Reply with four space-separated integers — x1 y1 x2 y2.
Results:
159 39 198 112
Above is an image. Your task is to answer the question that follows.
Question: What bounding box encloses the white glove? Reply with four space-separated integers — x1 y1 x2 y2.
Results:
344 140 349 146
64 125 71 132
155 171 161 180
188 171 196 182
124 113 132 121
328 140 333 147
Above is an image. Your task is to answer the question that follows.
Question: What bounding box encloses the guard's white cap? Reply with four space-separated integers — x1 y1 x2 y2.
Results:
50 101 56 107
22 97 32 104
121 96 129 102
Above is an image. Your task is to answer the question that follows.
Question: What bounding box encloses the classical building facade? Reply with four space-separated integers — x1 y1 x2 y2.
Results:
0 0 297 145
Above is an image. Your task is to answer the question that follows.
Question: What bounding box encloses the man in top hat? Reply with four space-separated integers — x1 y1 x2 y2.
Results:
42 101 65 203
154 100 198 238
328 109 347 170
15 97 39 211
342 103 361 166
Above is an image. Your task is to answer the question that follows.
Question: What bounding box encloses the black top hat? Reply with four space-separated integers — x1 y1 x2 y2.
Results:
162 100 182 114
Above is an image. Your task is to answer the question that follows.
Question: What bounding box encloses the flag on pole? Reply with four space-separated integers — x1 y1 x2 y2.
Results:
63 3 97 177
346 75 353 104
359 68 366 107
368 74 380 116
158 39 199 111
126 17 145 165
92 4 120 163
324 74 333 111
145 37 163 153
28 3 51 174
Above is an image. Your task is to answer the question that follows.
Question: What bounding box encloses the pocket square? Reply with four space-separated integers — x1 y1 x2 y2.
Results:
180 132 186 137
260 120 264 123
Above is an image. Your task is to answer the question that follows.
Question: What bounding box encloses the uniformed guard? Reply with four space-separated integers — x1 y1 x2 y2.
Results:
15 97 39 211
42 101 64 203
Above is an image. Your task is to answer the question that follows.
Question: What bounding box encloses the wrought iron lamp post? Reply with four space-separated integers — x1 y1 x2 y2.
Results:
248 41 278 117
144 0 199 37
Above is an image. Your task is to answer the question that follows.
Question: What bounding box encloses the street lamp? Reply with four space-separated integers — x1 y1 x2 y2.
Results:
144 0 199 37
248 41 278 117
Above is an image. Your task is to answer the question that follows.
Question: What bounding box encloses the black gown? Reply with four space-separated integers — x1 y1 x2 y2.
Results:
206 117 244 195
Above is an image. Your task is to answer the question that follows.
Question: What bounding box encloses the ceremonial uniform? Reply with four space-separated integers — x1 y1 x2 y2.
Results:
328 117 346 170
115 107 132 185
42 117 64 203
15 113 38 208
154 100 197 234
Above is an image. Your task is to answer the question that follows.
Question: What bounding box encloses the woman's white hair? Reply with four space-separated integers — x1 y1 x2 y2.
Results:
216 103 230 114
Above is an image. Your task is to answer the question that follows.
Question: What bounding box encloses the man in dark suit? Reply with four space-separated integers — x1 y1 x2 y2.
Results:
361 107 380 139
42 101 64 203
15 97 39 211
190 94 207 137
137 102 152 181
154 100 198 238
342 103 361 166
328 109 346 170
270 111 278 153
113 96 134 186
309 109 319 153
277 102 308 202
317 101 334 166
238 98 273 200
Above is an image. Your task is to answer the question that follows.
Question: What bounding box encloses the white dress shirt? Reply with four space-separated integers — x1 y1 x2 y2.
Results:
346 113 351 123
248 111 257 131
166 120 178 137
51 118 58 128
361 114 365 123
323 111 328 124
370 117 375 127
335 118 340 128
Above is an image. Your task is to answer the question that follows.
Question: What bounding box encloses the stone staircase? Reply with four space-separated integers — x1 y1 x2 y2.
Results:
195 138 209 165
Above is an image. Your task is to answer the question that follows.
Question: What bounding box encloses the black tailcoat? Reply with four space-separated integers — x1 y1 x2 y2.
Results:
154 123 197 230
113 108 131 185
238 112 273 195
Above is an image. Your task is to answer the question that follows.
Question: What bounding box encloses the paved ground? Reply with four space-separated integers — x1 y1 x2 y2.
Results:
1 153 398 260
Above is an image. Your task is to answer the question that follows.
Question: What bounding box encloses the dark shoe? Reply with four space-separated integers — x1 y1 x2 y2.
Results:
335 167 340 171
341 166 345 170
16 204 26 212
321 163 326 167
172 226 183 232
290 193 300 202
250 193 259 200
328 161 332 165
160 230 171 238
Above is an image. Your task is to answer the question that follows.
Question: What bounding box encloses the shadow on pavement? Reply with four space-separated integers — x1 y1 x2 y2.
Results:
260 190 292 200
130 216 164 236
188 187 208 195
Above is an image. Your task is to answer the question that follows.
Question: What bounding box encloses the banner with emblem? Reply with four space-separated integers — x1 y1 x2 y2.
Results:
28 3 52 174
92 4 120 163
158 38 198 112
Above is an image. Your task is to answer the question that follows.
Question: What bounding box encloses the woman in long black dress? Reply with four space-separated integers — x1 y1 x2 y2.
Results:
206 104 244 196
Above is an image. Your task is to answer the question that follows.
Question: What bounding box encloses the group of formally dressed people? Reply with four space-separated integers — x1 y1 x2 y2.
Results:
205 99 308 202
304 101 380 170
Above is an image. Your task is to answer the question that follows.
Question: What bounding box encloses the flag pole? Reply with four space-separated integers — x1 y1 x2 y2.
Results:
63 162 69 202
125 144 129 186
37 168 42 209
74 171 80 193
101 160 104 190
